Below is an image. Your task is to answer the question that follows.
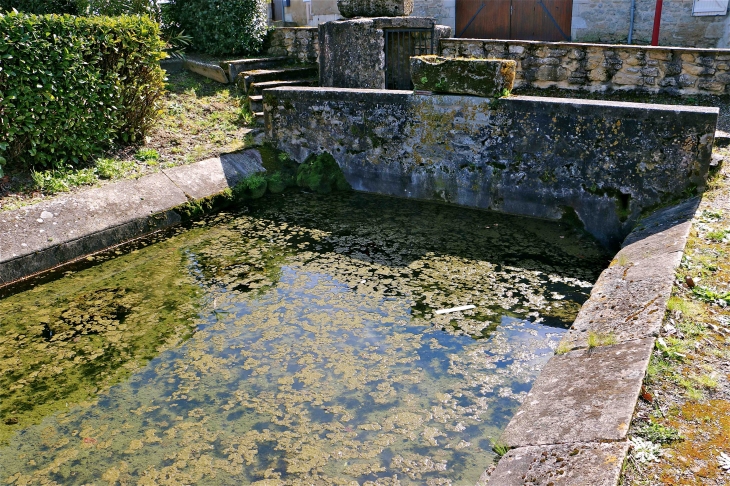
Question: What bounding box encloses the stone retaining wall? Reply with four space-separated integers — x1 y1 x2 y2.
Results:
264 27 319 63
264 86 717 247
440 38 730 95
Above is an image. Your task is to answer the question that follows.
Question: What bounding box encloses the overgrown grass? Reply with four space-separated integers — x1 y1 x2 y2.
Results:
1 70 255 209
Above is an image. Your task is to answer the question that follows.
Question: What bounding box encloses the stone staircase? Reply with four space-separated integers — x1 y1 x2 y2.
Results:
226 57 318 125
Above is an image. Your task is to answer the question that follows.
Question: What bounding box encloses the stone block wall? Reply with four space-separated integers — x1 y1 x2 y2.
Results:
412 0 455 32
440 38 730 94
572 0 730 48
319 17 451 88
264 27 319 63
264 86 716 248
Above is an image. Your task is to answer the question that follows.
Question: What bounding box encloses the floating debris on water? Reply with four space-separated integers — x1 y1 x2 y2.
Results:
435 305 477 315
0 192 609 485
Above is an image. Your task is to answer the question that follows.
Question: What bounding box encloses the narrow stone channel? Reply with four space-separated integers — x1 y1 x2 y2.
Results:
0 192 610 485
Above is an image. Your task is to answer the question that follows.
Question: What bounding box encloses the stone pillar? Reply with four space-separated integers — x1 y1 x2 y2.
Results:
319 16 452 89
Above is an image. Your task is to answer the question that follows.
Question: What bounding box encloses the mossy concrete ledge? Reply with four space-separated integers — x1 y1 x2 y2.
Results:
490 199 698 483
411 55 516 97
0 151 264 286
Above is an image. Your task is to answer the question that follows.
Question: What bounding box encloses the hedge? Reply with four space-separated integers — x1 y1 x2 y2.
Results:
164 0 268 56
0 12 166 171
0 0 83 15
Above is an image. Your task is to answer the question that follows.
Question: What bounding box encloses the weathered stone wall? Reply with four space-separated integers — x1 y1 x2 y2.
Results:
319 17 451 89
440 38 730 94
264 27 319 63
264 86 716 248
572 0 730 48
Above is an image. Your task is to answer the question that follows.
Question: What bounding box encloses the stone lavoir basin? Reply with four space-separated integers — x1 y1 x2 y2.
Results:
0 192 610 485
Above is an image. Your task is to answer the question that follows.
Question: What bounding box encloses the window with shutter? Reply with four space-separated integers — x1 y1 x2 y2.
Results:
692 0 729 16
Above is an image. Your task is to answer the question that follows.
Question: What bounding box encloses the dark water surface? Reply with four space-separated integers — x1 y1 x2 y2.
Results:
0 192 609 485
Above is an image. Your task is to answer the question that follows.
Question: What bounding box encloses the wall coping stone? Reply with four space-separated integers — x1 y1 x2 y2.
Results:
488 441 630 485
443 37 730 54
492 198 699 482
264 86 720 115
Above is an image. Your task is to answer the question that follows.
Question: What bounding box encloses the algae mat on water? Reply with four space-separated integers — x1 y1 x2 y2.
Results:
0 192 609 485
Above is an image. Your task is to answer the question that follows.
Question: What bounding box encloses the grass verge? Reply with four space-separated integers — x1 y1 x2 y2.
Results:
621 146 730 485
0 69 255 212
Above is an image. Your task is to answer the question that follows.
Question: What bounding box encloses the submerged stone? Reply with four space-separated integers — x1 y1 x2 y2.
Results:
411 55 516 97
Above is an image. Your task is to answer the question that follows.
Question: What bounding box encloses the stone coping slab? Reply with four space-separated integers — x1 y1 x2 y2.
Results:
265 86 720 116
0 152 262 286
441 37 730 54
501 337 654 447
410 55 516 97
488 442 629 485
183 59 230 84
559 199 698 350
164 152 264 200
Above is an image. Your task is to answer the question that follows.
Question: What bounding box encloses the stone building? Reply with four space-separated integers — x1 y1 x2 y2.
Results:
276 0 730 48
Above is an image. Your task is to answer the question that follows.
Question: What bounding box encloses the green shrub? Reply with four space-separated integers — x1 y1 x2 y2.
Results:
164 0 268 56
0 0 83 14
0 12 165 172
233 173 267 200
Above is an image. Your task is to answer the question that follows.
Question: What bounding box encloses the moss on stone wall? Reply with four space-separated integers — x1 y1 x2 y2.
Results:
296 152 352 194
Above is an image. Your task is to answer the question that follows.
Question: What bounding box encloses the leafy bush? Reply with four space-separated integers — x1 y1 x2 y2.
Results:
0 12 166 171
164 0 268 56
0 0 83 15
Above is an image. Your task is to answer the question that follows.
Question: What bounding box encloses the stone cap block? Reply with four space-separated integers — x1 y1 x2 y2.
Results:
337 0 413 18
501 338 653 447
411 55 516 97
489 442 629 485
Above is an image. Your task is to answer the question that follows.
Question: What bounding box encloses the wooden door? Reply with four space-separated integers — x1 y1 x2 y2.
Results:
511 0 571 41
455 0 572 41
455 0 510 39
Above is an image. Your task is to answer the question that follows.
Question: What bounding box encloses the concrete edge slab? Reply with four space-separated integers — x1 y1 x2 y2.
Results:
487 441 629 485
0 153 263 287
558 201 694 350
162 150 264 200
488 199 699 484
0 210 181 285
501 337 654 447
183 59 230 84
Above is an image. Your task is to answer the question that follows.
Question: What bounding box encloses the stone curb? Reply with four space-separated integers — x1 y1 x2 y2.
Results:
0 151 264 287
490 199 699 484
488 441 630 485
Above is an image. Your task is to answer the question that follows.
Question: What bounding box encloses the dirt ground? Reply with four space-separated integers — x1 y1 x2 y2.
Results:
620 148 730 485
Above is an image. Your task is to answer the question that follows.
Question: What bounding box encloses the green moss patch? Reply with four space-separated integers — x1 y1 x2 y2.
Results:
296 152 351 194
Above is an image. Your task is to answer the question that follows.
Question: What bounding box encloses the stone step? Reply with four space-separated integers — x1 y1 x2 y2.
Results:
250 78 319 96
248 95 263 113
238 65 318 93
222 56 290 81
254 111 265 125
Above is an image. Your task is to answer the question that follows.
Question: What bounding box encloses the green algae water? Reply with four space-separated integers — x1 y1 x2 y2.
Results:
0 192 609 485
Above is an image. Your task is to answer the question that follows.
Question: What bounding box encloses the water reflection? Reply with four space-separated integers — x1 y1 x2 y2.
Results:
0 192 609 485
